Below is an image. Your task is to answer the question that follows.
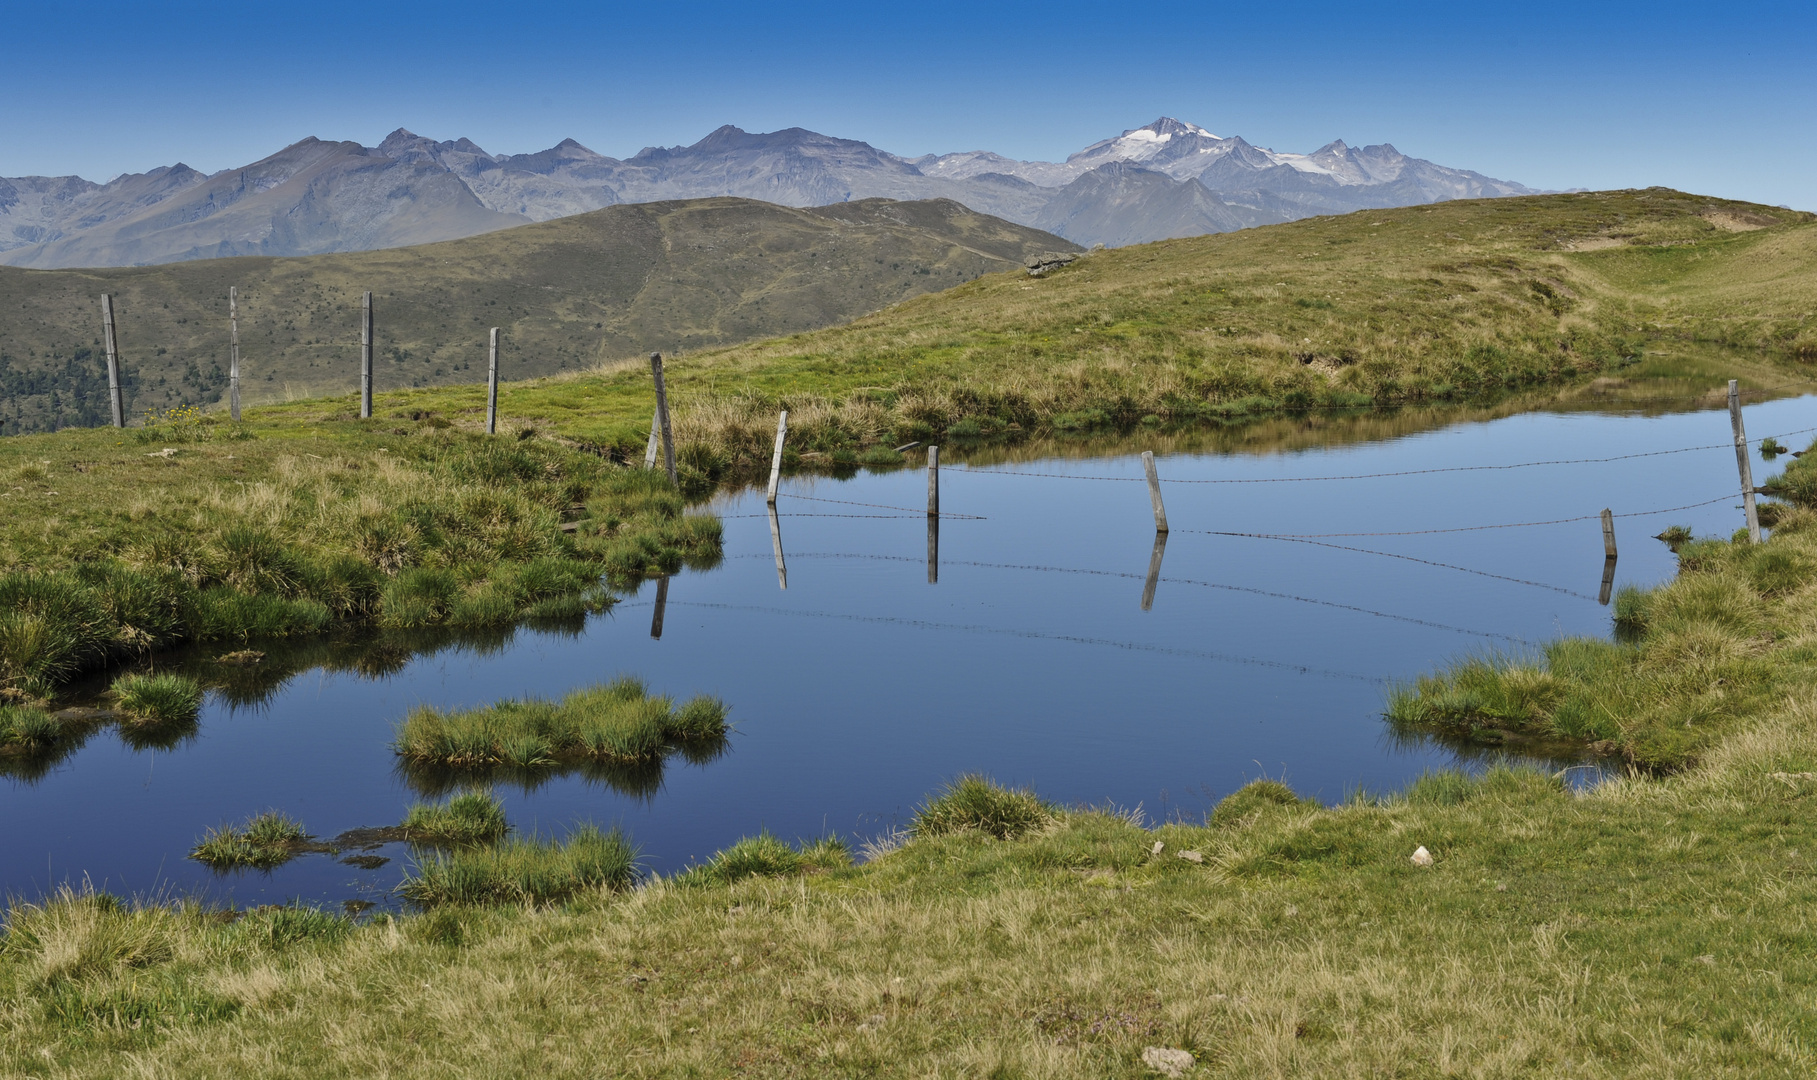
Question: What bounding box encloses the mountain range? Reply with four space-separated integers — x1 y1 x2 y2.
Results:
0 118 1537 268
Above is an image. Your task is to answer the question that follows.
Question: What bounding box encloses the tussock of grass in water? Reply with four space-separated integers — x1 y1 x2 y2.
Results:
401 791 510 845
911 774 1054 839
0 705 62 753
392 677 727 770
189 812 310 871
681 832 851 885
110 673 204 727
398 824 636 908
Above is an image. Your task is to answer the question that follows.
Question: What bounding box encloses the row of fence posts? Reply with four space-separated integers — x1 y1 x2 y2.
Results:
89 291 509 434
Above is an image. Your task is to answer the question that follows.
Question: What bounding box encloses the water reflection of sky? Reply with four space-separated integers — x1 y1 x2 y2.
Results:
4 396 1809 910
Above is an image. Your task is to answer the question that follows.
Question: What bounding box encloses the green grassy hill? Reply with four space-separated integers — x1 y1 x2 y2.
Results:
266 188 1813 475
0 197 1075 432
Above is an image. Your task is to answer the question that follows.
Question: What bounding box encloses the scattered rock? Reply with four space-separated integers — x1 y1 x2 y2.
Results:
147 448 178 458
1177 850 1204 864
1142 1046 1196 1077
1411 846 1434 867
1024 251 1079 276
1151 841 1165 856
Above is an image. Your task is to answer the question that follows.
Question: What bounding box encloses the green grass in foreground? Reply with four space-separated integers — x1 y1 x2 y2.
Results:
392 677 729 770
188 812 310 871
680 832 852 886
399 791 510 846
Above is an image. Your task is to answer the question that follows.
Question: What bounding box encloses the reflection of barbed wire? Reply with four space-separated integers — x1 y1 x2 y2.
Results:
726 552 1531 644
1184 493 1736 539
615 597 1383 683
947 424 1817 485
776 492 986 519
1209 534 1599 600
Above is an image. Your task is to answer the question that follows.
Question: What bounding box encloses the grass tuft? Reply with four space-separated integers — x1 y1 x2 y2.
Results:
399 824 637 908
912 775 1054 839
401 791 510 845
110 672 205 727
684 832 852 885
189 811 310 871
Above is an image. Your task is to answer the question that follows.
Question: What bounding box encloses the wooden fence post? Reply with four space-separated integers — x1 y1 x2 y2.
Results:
1729 380 1761 543
1142 532 1168 611
650 352 677 484
228 287 242 422
927 445 939 517
1600 509 1617 560
486 327 500 434
100 294 124 428
767 410 788 504
1142 451 1169 533
360 291 373 420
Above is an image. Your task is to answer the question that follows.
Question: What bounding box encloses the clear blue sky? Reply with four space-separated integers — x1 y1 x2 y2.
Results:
7 0 1814 208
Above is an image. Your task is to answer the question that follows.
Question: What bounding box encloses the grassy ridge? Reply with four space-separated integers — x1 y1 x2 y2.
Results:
235 188 1817 480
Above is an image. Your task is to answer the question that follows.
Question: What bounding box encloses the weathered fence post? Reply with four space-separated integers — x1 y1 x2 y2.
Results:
927 514 939 584
228 287 242 422
1142 532 1168 611
769 503 788 590
100 294 125 427
927 445 940 517
1142 451 1169 533
1729 380 1761 543
486 327 500 434
1600 509 1617 561
766 410 789 505
650 352 677 484
643 409 660 469
360 291 373 419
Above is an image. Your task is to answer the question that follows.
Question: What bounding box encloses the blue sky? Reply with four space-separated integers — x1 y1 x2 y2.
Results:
6 0 1814 208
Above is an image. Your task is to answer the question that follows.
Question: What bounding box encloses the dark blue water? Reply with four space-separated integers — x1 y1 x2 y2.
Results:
5 395 1809 910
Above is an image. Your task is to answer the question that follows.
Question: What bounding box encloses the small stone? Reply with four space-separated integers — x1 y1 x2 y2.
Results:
1151 841 1165 855
1411 846 1434 867
1177 850 1204 864
1142 1046 1195 1077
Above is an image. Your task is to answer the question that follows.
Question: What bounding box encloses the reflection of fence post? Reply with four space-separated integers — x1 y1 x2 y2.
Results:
100 294 124 427
1142 451 1169 533
1729 380 1761 543
643 409 660 469
650 352 677 484
766 410 788 504
1599 557 1618 606
486 328 500 434
1600 509 1617 560
926 445 939 517
1142 531 1167 611
927 513 939 584
228 287 242 421
650 576 669 639
360 291 373 419
768 503 788 590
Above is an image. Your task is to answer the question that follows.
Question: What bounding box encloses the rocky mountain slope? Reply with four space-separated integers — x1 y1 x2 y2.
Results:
0 196 1076 432
0 119 1536 267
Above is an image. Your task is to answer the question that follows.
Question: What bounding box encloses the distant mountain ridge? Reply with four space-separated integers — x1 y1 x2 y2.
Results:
0 118 1538 268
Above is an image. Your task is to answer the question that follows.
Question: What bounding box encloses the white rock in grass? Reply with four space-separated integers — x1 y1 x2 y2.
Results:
1151 841 1165 855
1142 1046 1196 1077
1177 850 1204 864
1411 846 1434 867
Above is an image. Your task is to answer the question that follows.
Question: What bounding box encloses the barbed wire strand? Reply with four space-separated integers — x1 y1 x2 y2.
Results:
1184 493 1737 539
1207 533 1600 600
776 491 986 519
